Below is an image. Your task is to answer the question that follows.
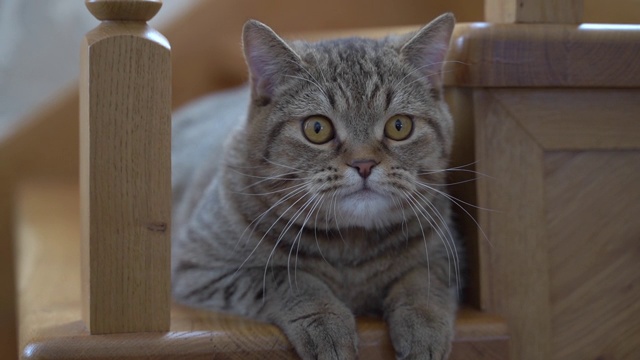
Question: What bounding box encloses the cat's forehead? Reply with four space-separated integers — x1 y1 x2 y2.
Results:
283 38 431 127
294 37 403 79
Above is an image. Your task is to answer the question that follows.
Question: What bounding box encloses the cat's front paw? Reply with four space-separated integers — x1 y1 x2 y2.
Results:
281 306 358 360
386 307 454 360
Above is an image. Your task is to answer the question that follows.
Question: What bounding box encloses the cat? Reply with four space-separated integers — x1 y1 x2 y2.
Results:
171 13 461 360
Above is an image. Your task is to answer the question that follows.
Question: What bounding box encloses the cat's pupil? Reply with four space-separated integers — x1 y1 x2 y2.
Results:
314 122 322 134
394 119 403 132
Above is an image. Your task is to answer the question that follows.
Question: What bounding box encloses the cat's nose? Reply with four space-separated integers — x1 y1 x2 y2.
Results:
349 159 378 179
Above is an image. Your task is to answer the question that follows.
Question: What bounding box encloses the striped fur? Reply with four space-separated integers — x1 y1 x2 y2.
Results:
172 13 460 360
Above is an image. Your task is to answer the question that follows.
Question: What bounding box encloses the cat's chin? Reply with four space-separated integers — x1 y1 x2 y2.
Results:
335 189 396 229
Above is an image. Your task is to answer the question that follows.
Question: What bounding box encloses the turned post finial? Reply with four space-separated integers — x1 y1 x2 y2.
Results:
80 0 171 335
85 0 162 22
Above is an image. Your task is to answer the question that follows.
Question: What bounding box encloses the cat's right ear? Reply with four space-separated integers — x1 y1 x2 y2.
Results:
242 20 302 102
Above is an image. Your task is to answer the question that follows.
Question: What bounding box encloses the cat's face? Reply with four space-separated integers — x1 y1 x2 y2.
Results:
238 17 454 230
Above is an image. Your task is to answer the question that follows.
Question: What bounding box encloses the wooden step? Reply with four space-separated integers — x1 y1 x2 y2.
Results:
16 180 508 359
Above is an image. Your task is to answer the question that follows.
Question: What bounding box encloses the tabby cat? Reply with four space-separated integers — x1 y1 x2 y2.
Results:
172 13 461 360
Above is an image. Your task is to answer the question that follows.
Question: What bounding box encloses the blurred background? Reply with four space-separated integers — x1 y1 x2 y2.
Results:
0 0 191 136
0 0 638 139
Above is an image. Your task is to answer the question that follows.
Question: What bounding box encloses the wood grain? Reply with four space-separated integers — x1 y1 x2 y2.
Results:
489 89 640 150
448 23 640 87
474 89 552 360
545 151 640 360
16 181 508 359
485 0 584 23
79 11 171 333
474 88 640 359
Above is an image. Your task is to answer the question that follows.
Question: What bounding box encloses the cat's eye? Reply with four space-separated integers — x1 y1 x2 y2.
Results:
302 116 334 144
384 115 413 141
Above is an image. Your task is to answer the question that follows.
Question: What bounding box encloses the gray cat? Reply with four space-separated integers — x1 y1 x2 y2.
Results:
172 13 461 360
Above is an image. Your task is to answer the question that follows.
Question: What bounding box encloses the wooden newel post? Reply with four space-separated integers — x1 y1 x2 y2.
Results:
80 0 171 334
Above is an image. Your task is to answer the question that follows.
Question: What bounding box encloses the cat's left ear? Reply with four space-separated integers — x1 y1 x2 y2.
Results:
242 20 302 102
400 13 455 90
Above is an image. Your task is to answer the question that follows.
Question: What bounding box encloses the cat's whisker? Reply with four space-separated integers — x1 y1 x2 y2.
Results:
229 168 308 181
284 190 321 291
233 182 309 196
401 190 431 304
312 195 330 264
293 192 325 289
415 180 494 248
284 74 329 100
411 190 462 293
259 188 318 296
281 57 330 100
418 168 494 180
390 194 409 242
234 183 311 273
261 156 310 173
416 180 496 213
330 190 346 244
392 60 463 92
404 190 457 291
418 178 478 187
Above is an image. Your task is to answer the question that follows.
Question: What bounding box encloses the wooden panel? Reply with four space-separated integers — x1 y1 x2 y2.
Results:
475 87 640 360
489 89 640 150
79 9 172 333
485 0 584 24
16 180 508 359
545 151 640 360
448 23 640 87
474 89 551 360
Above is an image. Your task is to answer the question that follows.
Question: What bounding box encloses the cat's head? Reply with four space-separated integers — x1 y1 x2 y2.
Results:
237 14 455 230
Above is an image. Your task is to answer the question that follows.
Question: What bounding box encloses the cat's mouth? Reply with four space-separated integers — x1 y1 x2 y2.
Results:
343 185 384 201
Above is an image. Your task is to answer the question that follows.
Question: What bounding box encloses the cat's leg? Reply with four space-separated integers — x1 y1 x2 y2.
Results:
383 266 457 360
173 266 358 360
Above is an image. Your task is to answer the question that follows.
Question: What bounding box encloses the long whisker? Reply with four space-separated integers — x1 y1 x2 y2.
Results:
260 188 316 295
415 181 494 248
233 182 309 196
281 58 329 100
411 190 461 293
284 191 321 290
233 184 310 273
261 156 309 172
404 190 457 291
313 195 330 264
293 193 325 289
402 190 431 305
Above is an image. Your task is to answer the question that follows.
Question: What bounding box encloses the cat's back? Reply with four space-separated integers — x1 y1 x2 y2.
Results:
172 85 249 231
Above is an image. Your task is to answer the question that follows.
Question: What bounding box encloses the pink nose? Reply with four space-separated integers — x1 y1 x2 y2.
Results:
349 159 378 178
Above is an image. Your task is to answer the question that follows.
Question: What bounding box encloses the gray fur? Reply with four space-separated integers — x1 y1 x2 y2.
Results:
172 13 460 360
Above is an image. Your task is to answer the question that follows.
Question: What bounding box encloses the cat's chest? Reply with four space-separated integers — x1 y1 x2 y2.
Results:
308 250 419 312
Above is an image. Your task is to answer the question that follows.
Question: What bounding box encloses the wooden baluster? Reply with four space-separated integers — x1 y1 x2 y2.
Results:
80 0 171 334
485 0 584 23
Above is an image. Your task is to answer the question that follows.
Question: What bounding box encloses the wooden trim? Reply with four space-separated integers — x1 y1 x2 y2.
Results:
474 89 552 360
447 23 640 87
488 89 640 150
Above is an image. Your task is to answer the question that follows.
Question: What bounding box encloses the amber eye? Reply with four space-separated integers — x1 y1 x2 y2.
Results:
384 115 413 141
302 116 334 144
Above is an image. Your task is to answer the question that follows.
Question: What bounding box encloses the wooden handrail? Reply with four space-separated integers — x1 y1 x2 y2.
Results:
80 0 171 334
